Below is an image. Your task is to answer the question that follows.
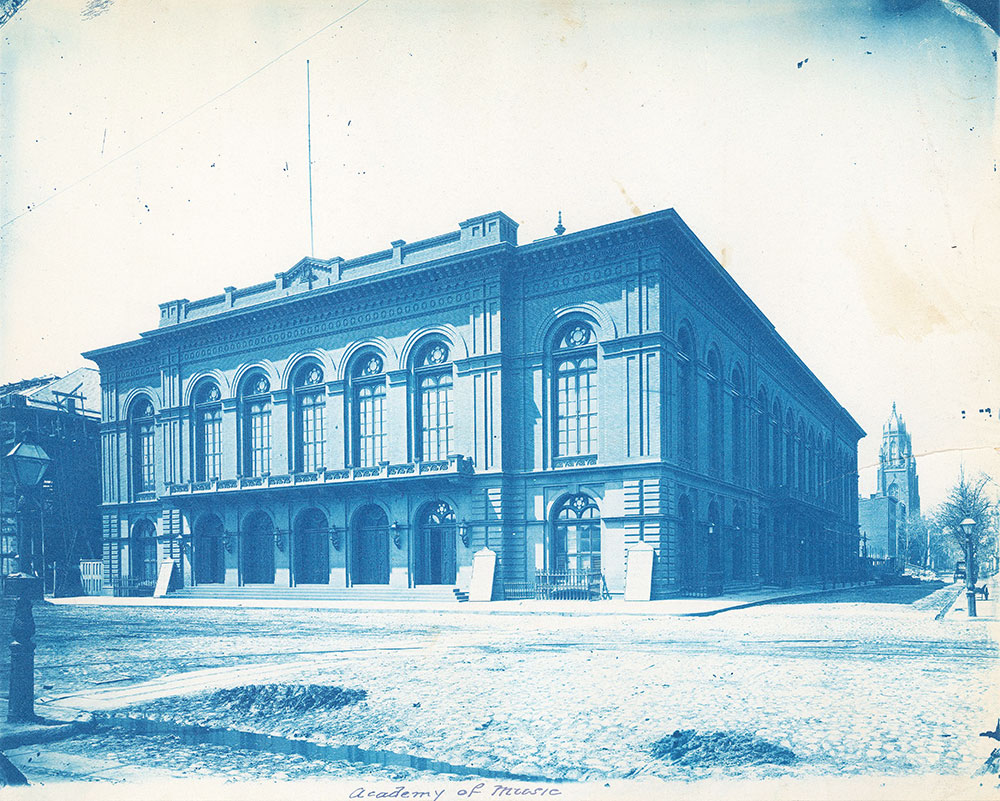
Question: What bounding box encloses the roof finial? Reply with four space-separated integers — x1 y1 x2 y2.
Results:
554 210 565 236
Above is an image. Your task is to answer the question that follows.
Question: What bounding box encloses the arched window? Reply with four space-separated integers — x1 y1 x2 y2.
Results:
552 322 598 458
797 420 806 490
731 366 745 483
756 387 768 486
193 381 222 481
130 397 155 493
131 519 158 583
551 493 601 572
415 501 457 585
707 348 723 474
678 326 697 465
771 399 782 486
292 362 326 472
349 353 387 467
239 373 271 477
414 341 453 462
784 410 795 488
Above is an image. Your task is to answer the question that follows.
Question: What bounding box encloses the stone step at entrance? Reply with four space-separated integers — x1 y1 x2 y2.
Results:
168 584 466 602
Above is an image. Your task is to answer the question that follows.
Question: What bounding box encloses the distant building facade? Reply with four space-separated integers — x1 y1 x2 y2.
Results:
858 403 920 564
83 210 864 599
0 368 102 592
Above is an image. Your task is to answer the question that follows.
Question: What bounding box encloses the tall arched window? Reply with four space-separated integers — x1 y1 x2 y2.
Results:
131 519 158 583
349 353 387 467
130 397 155 493
771 399 782 486
784 410 795 488
553 322 598 458
551 493 601 572
756 388 769 486
193 381 222 481
678 326 697 465
797 420 806 490
240 373 271 477
731 365 746 483
707 348 723 474
293 362 325 472
414 341 453 462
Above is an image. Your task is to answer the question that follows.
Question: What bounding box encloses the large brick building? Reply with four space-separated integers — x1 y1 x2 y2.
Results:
82 210 863 599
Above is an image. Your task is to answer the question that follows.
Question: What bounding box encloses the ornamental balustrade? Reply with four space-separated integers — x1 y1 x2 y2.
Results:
165 455 475 496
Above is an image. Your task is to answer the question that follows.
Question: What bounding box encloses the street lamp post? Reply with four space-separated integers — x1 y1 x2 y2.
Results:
960 517 977 618
4 440 52 722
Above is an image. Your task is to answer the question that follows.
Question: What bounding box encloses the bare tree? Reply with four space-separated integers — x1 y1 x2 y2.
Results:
935 470 997 584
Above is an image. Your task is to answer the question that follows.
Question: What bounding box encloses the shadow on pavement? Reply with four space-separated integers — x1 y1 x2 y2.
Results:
769 581 947 606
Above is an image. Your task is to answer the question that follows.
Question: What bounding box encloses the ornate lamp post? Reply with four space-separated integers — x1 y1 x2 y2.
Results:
4 440 52 722
960 517 976 618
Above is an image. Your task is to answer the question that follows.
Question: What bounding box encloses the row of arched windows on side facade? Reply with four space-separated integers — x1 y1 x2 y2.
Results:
677 322 852 516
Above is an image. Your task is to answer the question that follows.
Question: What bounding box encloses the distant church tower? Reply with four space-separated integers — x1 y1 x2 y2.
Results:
876 402 920 520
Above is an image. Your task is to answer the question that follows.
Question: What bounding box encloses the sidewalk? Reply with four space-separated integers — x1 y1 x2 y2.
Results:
941 576 999 622
47 581 876 617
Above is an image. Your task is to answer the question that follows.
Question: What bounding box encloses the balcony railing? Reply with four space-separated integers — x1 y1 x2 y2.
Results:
165 455 474 497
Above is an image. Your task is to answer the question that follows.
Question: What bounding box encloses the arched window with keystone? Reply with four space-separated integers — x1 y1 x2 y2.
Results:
552 321 598 459
413 341 453 462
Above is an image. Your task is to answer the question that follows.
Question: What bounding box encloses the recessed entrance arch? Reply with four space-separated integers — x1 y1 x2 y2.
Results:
194 513 225 584
294 508 330 585
414 501 456 585
350 505 390 585
241 511 275 584
550 493 601 572
131 519 158 584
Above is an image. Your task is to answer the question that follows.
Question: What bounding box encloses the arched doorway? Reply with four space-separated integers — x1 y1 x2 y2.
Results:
241 511 275 584
550 494 601 572
707 500 723 588
415 501 456 585
131 519 158 584
351 505 390 585
194 514 225 584
294 508 330 584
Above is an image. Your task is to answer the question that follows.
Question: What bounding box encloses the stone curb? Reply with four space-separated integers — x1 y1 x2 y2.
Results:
0 714 96 751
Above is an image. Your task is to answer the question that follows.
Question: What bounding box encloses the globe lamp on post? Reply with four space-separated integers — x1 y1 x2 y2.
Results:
4 440 51 723
960 517 976 618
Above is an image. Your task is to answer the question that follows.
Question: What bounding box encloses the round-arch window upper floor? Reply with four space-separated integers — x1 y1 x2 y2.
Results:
552 321 597 459
129 396 156 493
292 362 326 473
193 381 223 481
413 340 453 462
239 373 271 477
349 352 387 468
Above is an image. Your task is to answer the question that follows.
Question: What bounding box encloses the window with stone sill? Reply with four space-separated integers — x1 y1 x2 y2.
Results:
414 341 453 462
293 363 326 473
350 354 386 468
552 322 598 460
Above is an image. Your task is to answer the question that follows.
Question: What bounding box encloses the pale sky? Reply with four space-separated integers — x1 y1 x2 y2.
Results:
1 0 998 510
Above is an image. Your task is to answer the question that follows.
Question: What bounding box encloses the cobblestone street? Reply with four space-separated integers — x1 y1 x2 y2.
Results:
1 582 997 798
